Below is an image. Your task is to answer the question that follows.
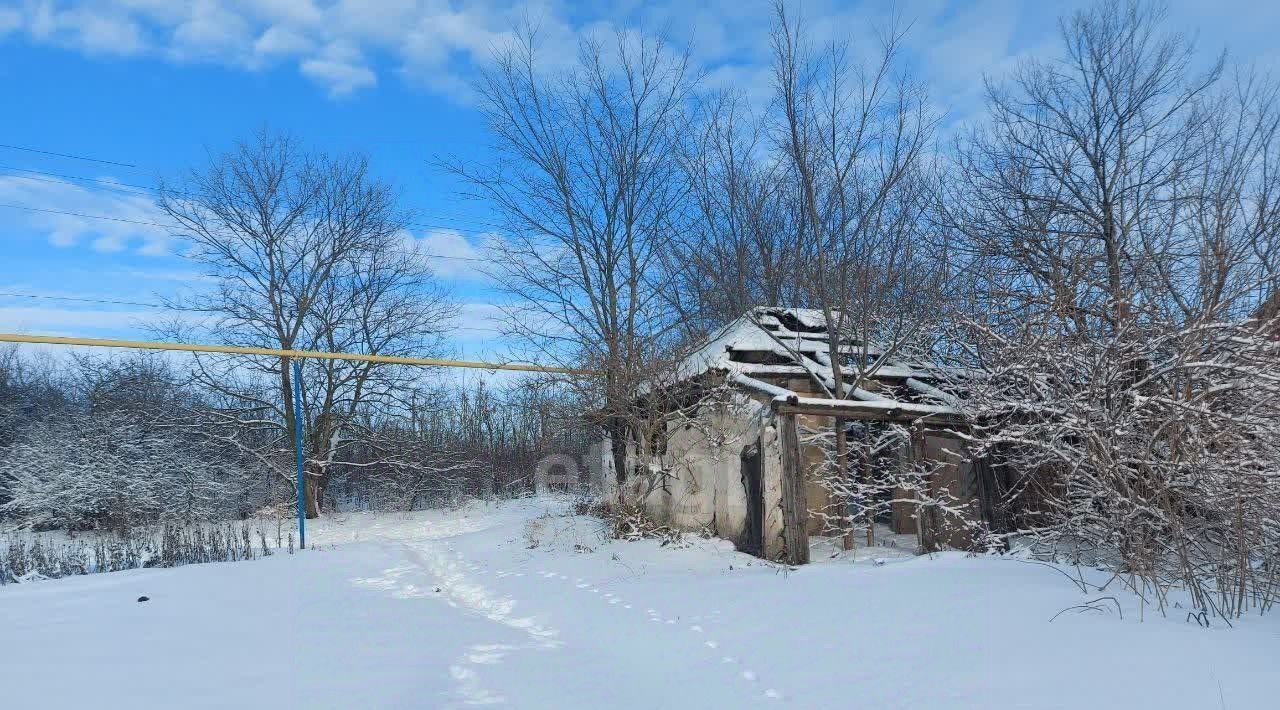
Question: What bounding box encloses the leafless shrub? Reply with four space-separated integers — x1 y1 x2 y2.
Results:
804 422 994 554
576 500 700 546
0 408 258 532
0 521 291 585
940 1 1280 619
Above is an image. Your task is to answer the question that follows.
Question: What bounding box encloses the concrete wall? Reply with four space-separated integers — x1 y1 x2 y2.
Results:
628 395 766 547
585 440 613 498
604 389 860 559
605 391 812 560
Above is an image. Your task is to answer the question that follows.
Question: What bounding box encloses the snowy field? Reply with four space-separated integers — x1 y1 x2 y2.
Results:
2 499 1276 709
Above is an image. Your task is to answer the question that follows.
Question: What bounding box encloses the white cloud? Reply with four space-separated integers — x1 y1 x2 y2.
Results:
253 24 313 59
405 228 494 280
168 0 253 63
0 174 174 256
0 7 23 36
25 2 148 56
0 0 1274 110
47 229 78 248
91 233 128 252
253 0 325 27
457 301 505 332
918 0 1018 87
300 42 376 96
0 0 529 98
0 304 156 333
0 1 629 100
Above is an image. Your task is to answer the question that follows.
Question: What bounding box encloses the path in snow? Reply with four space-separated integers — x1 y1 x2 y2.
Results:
361 513 787 708
2 499 1278 709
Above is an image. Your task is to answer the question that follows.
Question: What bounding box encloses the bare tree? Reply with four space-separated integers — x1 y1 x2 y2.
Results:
159 130 456 518
943 0 1280 619
666 90 803 337
451 25 694 495
0 345 71 453
770 1 948 548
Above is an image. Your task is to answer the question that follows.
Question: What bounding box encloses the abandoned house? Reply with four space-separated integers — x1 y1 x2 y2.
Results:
588 307 1002 565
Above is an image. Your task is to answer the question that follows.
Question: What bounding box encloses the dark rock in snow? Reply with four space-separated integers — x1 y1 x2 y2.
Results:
137 596 150 603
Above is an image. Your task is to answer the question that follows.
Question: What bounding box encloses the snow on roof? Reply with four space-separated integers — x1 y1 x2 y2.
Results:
675 307 915 381
770 307 833 330
674 308 840 378
663 307 963 414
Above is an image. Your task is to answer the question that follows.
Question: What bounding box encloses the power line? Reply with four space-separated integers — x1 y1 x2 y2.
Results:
0 165 156 197
1 165 507 231
0 290 506 334
0 291 164 309
0 202 166 228
0 143 139 169
0 202 491 262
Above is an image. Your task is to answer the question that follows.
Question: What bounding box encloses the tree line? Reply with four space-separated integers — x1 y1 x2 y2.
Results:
0 349 589 530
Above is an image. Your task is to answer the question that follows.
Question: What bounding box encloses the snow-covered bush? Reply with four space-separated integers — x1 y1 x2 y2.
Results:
0 409 258 531
0 521 289 584
576 500 698 546
804 422 991 554
959 317 1280 619
939 2 1280 619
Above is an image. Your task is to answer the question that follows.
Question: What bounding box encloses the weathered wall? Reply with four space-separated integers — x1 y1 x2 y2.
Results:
922 432 980 549
632 395 765 546
634 396 817 561
607 389 847 560
759 416 786 559
797 412 834 537
585 440 612 498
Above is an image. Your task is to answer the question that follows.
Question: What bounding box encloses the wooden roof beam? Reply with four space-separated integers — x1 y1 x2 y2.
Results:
771 396 966 425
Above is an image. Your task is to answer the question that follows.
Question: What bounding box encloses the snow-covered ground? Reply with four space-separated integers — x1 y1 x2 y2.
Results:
2 499 1276 708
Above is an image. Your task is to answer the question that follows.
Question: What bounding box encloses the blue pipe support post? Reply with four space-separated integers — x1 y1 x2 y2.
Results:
292 358 306 550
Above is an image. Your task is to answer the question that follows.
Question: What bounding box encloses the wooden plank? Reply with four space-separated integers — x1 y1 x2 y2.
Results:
909 426 940 553
774 400 967 425
778 413 810 565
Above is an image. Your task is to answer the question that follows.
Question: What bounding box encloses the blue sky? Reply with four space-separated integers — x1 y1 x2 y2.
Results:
1 0 1276 367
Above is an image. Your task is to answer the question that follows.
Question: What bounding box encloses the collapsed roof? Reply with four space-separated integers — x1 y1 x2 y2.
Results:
675 307 964 423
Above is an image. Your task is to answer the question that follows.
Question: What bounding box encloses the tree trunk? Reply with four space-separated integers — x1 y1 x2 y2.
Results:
835 419 854 550
779 413 810 565
607 417 629 505
304 471 322 519
862 449 875 547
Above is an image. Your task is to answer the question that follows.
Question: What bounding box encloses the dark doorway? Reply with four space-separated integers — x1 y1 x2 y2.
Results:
739 442 764 556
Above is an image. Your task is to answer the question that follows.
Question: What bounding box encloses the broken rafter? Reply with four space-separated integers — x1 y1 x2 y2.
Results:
904 377 962 408
773 396 966 425
728 371 796 400
730 371 966 424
